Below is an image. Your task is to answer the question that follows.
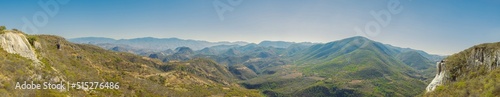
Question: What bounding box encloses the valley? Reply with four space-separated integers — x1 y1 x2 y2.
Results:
70 35 444 96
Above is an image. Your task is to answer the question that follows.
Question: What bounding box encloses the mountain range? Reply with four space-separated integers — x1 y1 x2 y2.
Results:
69 37 249 52
3 26 478 96
70 35 446 96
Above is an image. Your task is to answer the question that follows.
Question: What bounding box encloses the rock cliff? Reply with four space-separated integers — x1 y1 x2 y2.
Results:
425 61 446 92
425 42 500 94
0 31 40 63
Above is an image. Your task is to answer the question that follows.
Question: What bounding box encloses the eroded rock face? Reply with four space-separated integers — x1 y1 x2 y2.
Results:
426 43 500 93
467 48 500 71
0 31 39 62
426 61 446 92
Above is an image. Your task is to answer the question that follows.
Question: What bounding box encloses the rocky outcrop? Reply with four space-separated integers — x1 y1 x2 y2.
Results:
425 42 500 93
426 61 446 92
467 47 500 71
0 31 40 63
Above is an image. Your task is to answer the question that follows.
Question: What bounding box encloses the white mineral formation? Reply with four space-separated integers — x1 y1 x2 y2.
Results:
426 61 445 92
0 31 40 63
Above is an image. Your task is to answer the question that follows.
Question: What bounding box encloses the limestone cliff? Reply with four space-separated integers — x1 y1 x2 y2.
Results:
425 42 500 94
0 31 40 63
425 61 445 92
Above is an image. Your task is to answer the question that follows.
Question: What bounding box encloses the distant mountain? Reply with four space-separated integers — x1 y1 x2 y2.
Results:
197 45 241 55
69 37 116 44
258 41 316 48
259 41 294 48
174 47 195 55
69 37 250 53
396 51 435 70
385 44 446 62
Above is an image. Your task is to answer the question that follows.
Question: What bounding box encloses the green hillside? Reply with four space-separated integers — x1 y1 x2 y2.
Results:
241 36 436 96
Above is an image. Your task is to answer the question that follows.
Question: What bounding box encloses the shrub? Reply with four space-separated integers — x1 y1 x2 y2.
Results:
0 26 5 31
27 35 38 47
0 26 5 34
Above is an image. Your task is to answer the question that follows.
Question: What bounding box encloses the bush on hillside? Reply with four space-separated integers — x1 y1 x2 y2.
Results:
27 35 38 47
0 26 5 34
0 26 6 31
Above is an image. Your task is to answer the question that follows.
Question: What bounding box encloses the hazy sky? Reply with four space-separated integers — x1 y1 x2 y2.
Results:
1 0 499 55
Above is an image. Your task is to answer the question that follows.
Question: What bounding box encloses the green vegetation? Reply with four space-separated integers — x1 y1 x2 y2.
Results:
425 68 500 96
236 37 433 96
27 35 38 47
0 26 5 34
0 26 5 31
294 38 427 96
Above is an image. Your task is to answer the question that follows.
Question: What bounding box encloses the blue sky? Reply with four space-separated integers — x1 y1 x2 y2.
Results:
0 0 499 55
